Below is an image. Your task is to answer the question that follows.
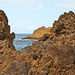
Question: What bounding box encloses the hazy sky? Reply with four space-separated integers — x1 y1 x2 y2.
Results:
0 0 75 33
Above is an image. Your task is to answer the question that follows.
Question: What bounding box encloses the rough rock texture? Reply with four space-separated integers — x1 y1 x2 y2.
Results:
0 48 29 75
0 10 15 49
21 11 75 75
26 44 75 75
30 26 51 38
20 41 75 75
22 26 51 40
0 10 29 75
39 33 50 41
39 11 75 48
0 10 75 75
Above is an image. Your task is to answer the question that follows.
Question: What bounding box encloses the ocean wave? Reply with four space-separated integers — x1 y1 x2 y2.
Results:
13 34 37 50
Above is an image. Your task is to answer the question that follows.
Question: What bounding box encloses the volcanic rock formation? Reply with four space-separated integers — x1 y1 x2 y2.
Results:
0 10 29 75
21 11 75 75
39 11 75 47
0 10 15 49
22 26 51 40
0 10 75 75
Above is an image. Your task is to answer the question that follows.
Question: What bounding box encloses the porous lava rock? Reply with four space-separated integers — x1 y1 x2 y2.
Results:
0 10 75 75
0 10 29 75
27 44 75 75
39 11 75 48
0 10 15 49
21 11 75 75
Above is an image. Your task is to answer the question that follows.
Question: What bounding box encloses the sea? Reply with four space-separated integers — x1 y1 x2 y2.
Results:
13 34 38 50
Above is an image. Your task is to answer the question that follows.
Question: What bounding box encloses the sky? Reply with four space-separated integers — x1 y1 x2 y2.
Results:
0 0 75 33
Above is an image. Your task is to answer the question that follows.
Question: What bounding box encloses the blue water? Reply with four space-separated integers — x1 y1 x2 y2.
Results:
13 34 37 50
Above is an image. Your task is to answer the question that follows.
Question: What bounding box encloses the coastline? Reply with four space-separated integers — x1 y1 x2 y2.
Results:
21 36 39 40
0 10 75 75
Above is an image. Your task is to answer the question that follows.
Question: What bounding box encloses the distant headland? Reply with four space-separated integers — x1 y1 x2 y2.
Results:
21 26 51 40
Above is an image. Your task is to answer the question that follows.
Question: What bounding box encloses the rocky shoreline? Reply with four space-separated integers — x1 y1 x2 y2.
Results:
22 26 51 40
21 36 39 40
0 10 75 75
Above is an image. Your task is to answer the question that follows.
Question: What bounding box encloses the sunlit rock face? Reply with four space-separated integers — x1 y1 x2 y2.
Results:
22 26 52 40
30 26 51 38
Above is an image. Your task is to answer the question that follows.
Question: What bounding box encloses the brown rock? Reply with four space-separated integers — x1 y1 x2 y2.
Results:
0 10 30 75
0 10 15 49
39 33 50 41
1 60 29 75
0 10 75 75
45 11 75 47
22 26 51 40
28 45 75 75
21 11 75 75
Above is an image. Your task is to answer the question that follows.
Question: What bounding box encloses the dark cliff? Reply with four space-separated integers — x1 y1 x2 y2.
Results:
0 10 15 49
0 10 29 75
